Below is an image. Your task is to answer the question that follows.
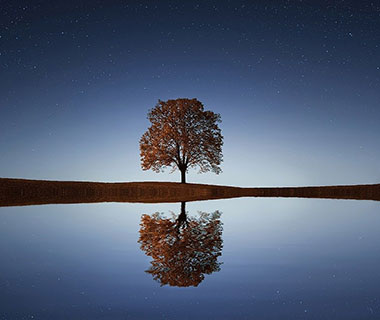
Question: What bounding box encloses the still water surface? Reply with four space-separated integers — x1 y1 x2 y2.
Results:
1 198 379 319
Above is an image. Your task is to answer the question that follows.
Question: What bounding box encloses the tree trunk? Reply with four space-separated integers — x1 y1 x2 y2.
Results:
180 168 186 183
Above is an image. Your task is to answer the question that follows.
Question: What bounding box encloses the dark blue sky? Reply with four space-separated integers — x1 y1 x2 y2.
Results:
1 0 379 186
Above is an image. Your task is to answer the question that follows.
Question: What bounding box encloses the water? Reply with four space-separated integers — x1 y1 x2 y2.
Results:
1 198 379 319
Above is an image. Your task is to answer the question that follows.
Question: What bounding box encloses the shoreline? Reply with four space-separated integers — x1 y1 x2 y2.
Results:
1 178 379 207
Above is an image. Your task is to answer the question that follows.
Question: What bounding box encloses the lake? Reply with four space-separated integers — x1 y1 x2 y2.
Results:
1 198 379 319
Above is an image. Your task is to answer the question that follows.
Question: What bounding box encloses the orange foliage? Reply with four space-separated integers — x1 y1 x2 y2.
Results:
139 98 223 183
138 204 223 287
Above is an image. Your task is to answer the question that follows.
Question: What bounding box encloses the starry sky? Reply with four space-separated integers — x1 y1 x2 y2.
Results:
1 0 379 187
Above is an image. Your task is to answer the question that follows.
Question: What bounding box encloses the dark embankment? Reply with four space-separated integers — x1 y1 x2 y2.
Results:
0 178 379 207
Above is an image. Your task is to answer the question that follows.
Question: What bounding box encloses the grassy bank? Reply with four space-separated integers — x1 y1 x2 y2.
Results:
0 178 379 207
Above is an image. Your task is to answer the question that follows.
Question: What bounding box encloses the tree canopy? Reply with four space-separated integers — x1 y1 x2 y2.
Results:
139 98 223 183
138 203 223 287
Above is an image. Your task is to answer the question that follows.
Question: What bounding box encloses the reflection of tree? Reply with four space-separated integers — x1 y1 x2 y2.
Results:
138 202 223 287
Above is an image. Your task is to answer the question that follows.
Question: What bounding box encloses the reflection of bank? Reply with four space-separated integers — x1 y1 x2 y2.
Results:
138 202 223 287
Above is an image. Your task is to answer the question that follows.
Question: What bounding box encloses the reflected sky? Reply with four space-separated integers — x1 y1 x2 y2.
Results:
1 198 380 319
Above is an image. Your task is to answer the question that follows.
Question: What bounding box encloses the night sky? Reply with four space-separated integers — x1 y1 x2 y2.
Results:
1 1 379 186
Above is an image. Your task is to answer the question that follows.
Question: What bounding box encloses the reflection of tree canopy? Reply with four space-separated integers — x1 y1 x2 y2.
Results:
138 205 223 287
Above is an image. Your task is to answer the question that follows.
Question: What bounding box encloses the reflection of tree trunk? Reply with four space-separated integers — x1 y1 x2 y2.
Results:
180 168 186 183
176 202 188 230
180 201 186 215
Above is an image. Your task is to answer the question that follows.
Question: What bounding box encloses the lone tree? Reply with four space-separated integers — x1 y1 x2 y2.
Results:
140 98 223 183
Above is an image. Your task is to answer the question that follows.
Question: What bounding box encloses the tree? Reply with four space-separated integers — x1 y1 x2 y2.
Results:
140 98 223 183
138 202 223 287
